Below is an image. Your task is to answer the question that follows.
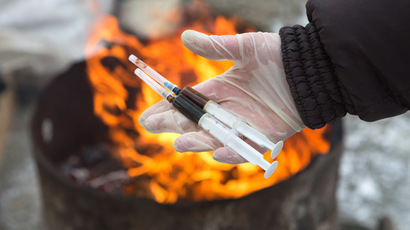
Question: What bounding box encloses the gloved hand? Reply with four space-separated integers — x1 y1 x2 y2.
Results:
139 30 305 164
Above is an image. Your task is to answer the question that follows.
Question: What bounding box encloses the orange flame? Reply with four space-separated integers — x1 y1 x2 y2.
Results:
85 14 330 204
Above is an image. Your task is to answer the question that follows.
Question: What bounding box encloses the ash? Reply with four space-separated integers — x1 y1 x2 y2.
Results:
338 112 410 230
60 144 130 194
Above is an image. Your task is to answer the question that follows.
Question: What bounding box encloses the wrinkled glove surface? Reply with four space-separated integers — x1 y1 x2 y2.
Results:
139 30 305 164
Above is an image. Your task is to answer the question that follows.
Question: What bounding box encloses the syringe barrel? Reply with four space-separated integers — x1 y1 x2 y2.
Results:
224 133 270 170
179 87 239 127
134 69 172 100
235 122 274 149
203 101 238 128
205 101 280 153
180 87 242 129
180 86 208 108
198 114 270 170
129 55 180 93
172 95 206 124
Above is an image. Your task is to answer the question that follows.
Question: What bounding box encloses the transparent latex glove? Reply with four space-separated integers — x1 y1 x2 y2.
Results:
139 30 305 164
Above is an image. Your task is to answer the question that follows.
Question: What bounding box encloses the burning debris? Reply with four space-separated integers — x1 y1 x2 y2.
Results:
61 143 130 193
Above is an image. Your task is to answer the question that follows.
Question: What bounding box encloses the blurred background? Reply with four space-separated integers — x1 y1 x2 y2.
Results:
0 0 409 230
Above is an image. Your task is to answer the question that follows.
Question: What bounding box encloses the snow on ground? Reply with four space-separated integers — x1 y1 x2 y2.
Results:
338 113 410 230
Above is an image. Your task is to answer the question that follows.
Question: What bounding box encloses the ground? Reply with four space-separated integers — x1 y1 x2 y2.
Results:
0 100 409 230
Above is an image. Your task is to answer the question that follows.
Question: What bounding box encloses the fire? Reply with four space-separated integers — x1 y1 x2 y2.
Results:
85 13 330 203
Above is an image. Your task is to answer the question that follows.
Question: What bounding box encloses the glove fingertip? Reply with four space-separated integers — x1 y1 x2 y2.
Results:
138 114 146 126
181 30 208 56
173 144 182 153
181 30 205 46
173 136 197 153
173 133 218 153
212 148 248 164
181 30 225 61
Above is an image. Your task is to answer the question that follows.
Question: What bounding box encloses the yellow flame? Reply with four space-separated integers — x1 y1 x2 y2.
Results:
85 15 331 204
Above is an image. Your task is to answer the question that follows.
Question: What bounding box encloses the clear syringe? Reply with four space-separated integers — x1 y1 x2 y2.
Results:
179 86 284 159
129 54 283 159
134 68 279 178
129 55 180 94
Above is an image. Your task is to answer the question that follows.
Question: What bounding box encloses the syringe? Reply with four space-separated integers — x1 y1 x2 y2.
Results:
134 68 279 178
129 55 180 94
129 54 283 159
178 86 283 159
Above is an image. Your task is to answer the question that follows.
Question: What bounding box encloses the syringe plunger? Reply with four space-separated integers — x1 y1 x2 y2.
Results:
199 114 278 178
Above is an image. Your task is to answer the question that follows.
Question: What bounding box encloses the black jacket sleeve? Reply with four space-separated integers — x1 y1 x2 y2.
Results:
279 0 410 129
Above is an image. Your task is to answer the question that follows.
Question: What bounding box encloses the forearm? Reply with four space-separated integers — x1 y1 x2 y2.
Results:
279 0 410 129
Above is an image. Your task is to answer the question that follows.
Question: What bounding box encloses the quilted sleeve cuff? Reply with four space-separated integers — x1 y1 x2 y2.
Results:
279 24 346 129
